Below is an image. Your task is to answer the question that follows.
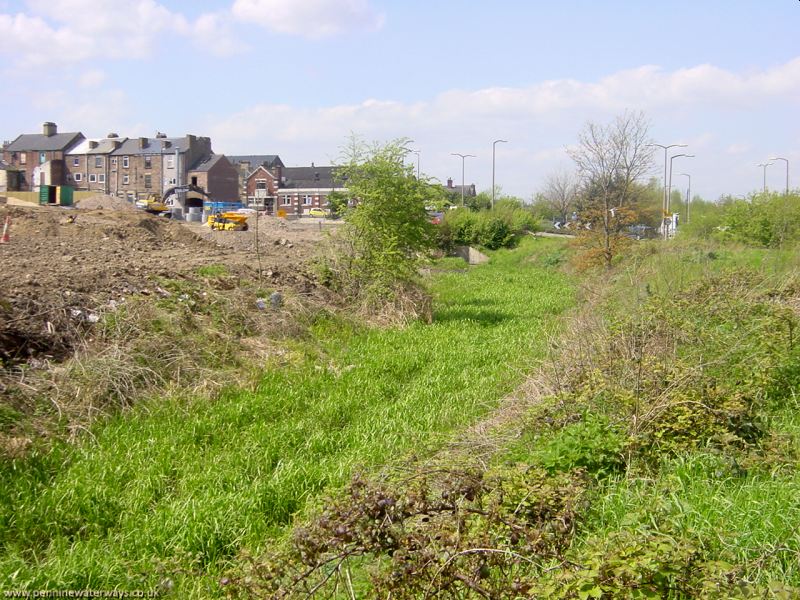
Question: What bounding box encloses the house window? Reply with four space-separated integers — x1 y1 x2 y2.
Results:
303 195 312 205
95 156 103 168
144 156 152 169
144 175 152 189
39 152 46 164
282 195 291 206
89 174 97 183
255 180 267 190
123 175 129 185
73 173 82 182
19 152 26 165
111 158 117 167
167 157 174 168
98 174 105 183
73 157 79 167
122 156 129 168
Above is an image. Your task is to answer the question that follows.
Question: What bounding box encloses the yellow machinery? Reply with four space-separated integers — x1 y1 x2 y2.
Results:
136 193 169 214
207 212 249 231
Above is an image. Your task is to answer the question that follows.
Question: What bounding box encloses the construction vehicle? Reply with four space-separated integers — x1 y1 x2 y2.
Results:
207 212 249 231
135 193 170 215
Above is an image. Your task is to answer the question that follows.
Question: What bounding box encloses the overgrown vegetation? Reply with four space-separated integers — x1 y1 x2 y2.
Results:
235 240 800 598
439 199 538 250
0 238 573 597
317 138 444 321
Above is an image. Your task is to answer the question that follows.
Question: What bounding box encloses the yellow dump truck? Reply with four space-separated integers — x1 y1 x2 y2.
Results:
207 212 249 231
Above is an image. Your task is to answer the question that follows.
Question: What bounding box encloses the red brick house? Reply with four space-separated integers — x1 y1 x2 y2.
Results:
2 122 84 191
242 164 280 211
187 154 239 202
275 164 347 216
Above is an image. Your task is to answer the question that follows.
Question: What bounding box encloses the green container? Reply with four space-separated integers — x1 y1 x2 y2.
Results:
57 185 73 206
39 185 53 205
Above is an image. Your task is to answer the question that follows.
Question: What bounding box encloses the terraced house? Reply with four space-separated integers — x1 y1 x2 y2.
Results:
1 122 84 191
65 135 127 193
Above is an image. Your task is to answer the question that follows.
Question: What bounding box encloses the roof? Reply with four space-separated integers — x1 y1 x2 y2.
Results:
109 136 198 156
189 154 229 172
443 183 477 198
281 165 344 190
228 155 285 170
0 159 14 171
67 138 128 155
6 132 85 152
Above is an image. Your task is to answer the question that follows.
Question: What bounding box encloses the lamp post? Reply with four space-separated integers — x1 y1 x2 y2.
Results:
677 173 691 224
667 154 694 214
451 153 475 207
769 157 789 195
409 149 421 179
491 139 507 209
758 162 773 194
646 143 687 239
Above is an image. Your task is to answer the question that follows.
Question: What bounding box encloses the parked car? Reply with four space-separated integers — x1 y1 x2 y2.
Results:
308 207 328 218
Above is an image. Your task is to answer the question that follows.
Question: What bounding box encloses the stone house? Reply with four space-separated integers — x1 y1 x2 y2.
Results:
186 154 239 203
65 135 127 194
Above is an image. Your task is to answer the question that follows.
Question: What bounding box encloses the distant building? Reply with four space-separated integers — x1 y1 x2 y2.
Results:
228 155 285 204
276 164 347 216
65 135 127 194
442 177 476 204
187 154 239 203
2 122 85 191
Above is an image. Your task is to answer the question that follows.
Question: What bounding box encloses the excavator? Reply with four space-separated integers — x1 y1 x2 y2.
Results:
135 193 169 215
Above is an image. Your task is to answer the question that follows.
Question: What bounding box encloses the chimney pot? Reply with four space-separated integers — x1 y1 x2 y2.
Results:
107 132 118 138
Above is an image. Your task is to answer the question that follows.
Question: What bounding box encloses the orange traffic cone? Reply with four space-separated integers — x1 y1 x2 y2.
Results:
0 215 10 244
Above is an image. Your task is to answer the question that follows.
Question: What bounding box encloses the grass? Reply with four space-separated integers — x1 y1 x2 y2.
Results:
0 236 573 596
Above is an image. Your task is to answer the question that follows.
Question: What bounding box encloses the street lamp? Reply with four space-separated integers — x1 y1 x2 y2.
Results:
491 139 507 209
769 157 789 195
677 173 691 224
646 143 687 239
667 154 694 213
409 149 421 179
451 153 475 207
758 162 773 194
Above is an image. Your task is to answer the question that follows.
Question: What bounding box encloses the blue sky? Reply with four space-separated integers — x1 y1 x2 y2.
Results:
1 0 799 200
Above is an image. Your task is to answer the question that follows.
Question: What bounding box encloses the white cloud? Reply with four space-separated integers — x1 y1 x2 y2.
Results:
206 58 800 199
231 0 385 38
0 1 242 69
78 69 106 88
726 143 749 155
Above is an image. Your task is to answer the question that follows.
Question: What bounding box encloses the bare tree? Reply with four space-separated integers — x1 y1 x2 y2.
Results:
541 170 579 222
567 110 655 268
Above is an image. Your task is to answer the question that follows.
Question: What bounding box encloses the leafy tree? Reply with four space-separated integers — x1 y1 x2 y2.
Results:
318 137 443 319
568 110 655 268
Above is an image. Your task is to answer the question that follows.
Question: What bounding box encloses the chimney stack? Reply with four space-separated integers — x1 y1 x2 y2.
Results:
447 177 453 188
42 122 57 137
139 137 148 149
107 132 119 138
155 132 167 139
88 141 99 149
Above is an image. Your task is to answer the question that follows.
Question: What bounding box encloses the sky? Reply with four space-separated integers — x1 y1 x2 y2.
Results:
1 0 798 201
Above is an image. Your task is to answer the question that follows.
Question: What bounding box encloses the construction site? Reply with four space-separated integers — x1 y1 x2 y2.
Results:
0 194 337 370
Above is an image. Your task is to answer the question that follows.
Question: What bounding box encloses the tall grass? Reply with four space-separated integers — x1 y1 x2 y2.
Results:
0 237 572 595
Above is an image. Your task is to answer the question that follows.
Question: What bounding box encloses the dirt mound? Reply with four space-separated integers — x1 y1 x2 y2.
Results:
0 205 326 367
76 194 135 211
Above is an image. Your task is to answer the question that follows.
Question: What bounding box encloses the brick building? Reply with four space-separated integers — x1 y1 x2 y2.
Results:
65 135 127 193
242 164 281 212
275 164 347 216
2 122 84 191
228 155 284 204
187 154 239 203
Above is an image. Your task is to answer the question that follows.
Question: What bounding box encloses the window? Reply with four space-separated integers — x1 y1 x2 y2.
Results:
123 175 129 185
144 174 152 189
73 157 79 167
111 158 117 167
39 152 46 164
303 195 312 205
98 174 105 183
73 173 82 182
168 178 177 185
95 156 103 168
144 156 152 169
282 195 291 206
255 180 267 190
19 152 26 165
122 156 129 168
167 157 174 168
89 174 97 183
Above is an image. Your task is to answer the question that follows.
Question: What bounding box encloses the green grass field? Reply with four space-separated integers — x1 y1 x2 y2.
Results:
0 237 573 596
